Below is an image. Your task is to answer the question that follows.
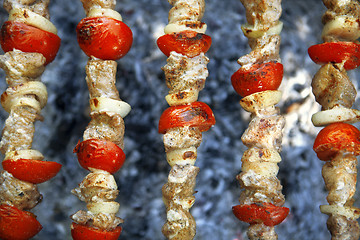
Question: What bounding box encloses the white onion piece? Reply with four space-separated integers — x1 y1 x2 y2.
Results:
312 108 360 126
89 97 131 118
87 8 122 21
165 89 199 106
4 149 44 161
322 15 360 41
9 8 57 35
240 90 282 113
164 22 207 34
241 21 283 39
87 201 120 214
320 205 360 220
1 81 48 112
166 146 197 167
241 161 279 177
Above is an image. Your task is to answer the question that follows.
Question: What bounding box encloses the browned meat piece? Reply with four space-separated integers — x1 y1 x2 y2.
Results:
322 0 360 24
0 171 42 210
0 51 45 86
71 210 123 231
162 164 199 240
238 35 281 66
163 127 202 152
241 114 285 151
312 63 356 110
168 0 205 23
240 0 282 28
322 153 357 206
80 0 116 15
3 0 50 19
83 112 125 149
237 173 285 206
247 223 277 240
86 59 120 100
0 106 39 154
327 215 360 240
162 52 209 94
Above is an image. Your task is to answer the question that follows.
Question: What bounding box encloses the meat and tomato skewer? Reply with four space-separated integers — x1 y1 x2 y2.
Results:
157 0 215 239
230 0 289 239
308 0 360 239
0 0 61 239
70 0 132 239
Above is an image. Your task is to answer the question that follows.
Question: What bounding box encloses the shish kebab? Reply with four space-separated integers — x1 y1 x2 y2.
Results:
157 0 215 239
230 0 289 239
308 0 360 239
0 0 61 239
70 0 132 239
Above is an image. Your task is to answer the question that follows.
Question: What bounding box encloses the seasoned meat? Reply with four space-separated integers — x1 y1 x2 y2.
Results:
80 0 116 15
247 223 278 240
3 0 50 18
0 171 42 210
163 52 209 94
240 0 282 28
71 210 123 231
163 127 202 152
168 0 205 23
312 63 356 110
327 215 360 240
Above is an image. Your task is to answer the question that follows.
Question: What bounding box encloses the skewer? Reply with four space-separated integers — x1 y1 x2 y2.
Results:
231 1 289 239
308 0 360 238
0 0 61 239
70 0 132 239
157 0 215 239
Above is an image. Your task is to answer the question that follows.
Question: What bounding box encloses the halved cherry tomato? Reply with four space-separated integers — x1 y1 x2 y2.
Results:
2 159 62 184
0 204 42 240
232 203 289 227
77 17 132 60
313 122 360 161
231 62 283 97
0 21 61 65
158 101 215 134
71 222 122 240
308 42 360 70
157 30 211 57
74 139 125 174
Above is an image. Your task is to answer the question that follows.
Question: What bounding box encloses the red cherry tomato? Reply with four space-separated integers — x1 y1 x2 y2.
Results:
158 101 215 134
308 42 360 70
231 62 283 97
0 204 42 240
157 30 211 57
232 203 289 227
71 222 122 240
2 159 62 184
74 139 126 174
313 122 360 161
77 17 133 60
0 21 61 65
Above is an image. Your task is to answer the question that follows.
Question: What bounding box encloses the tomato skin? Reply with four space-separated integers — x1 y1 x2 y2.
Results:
0 21 61 65
74 139 125 174
308 42 360 70
231 62 283 97
313 122 360 161
2 159 62 184
71 222 122 240
157 30 211 57
77 17 133 60
0 204 42 240
232 203 289 227
158 101 216 134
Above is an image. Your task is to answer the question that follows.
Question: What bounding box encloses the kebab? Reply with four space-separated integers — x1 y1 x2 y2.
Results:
308 0 360 239
0 0 61 239
230 0 289 239
70 0 132 239
156 0 215 239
